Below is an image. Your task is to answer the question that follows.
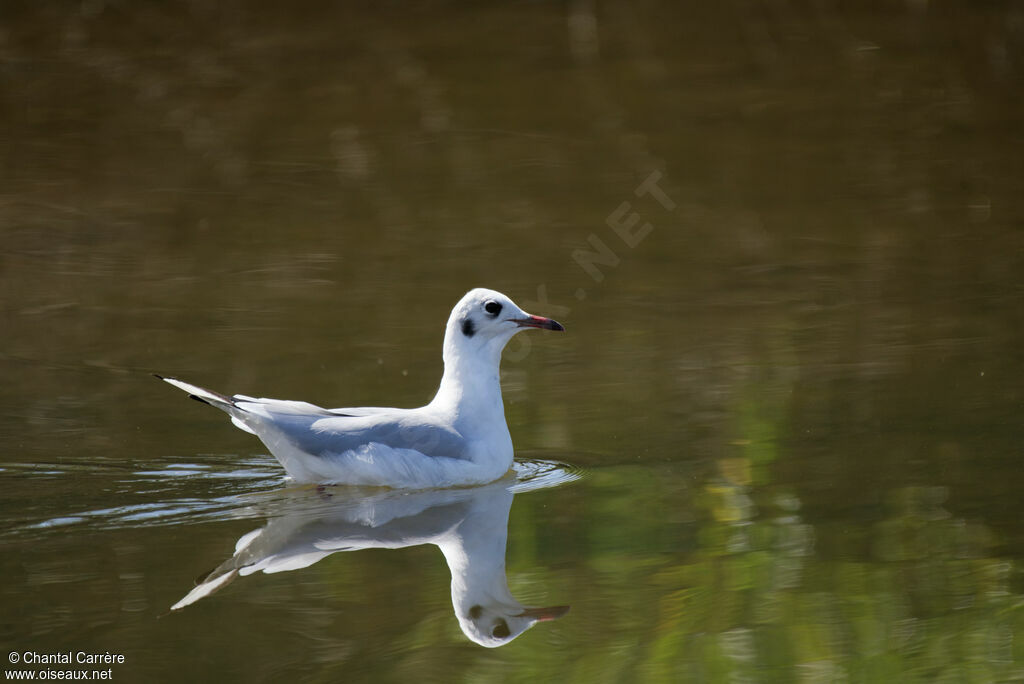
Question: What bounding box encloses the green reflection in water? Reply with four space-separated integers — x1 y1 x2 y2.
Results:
528 469 1023 684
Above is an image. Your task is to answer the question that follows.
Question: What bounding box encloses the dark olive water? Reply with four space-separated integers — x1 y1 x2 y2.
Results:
2 1 1023 682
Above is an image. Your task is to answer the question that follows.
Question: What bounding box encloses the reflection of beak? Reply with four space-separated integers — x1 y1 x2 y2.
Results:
511 315 565 332
516 605 571 622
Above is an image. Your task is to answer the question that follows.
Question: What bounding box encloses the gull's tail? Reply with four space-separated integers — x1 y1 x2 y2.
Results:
154 374 257 435
154 374 236 409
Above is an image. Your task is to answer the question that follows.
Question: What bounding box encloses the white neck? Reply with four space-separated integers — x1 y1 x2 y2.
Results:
429 324 512 428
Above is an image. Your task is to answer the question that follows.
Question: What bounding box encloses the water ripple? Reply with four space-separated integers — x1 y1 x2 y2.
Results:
4 454 581 538
511 457 585 493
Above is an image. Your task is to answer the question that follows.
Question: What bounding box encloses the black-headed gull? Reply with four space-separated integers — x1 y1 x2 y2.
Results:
170 482 569 647
157 288 564 488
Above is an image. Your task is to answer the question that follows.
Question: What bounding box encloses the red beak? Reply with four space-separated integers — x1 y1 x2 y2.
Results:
511 315 565 332
516 605 571 622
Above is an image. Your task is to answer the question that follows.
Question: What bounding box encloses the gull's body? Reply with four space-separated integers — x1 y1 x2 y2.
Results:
158 289 563 488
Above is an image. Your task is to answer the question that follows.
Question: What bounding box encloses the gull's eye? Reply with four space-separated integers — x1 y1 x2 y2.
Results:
484 301 502 316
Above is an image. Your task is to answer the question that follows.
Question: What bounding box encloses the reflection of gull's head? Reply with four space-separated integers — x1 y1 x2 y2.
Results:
439 484 570 647
456 601 570 649
171 478 569 647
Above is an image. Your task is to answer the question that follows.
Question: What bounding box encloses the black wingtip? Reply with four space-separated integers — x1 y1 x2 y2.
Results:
194 566 218 585
153 373 166 380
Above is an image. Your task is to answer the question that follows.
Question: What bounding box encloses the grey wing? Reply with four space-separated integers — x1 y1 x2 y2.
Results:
236 397 405 419
233 394 339 416
326 406 400 417
260 410 471 461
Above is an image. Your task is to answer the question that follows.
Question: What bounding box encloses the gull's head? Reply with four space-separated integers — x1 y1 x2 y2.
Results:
444 288 564 363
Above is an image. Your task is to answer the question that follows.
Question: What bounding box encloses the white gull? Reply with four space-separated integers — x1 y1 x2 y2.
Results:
157 288 564 488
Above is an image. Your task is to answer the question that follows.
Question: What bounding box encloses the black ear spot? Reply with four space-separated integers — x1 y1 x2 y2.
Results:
461 318 475 337
484 301 502 316
492 619 511 639
469 605 483 619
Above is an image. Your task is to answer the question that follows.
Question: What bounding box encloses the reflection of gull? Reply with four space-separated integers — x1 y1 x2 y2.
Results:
156 288 564 488
172 480 569 647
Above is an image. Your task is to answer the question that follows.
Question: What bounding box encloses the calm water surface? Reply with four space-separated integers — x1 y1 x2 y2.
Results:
2 2 1023 682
